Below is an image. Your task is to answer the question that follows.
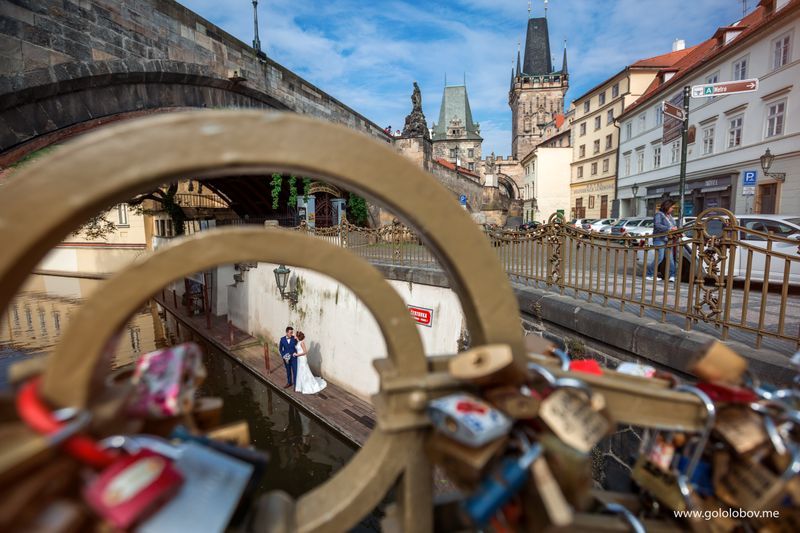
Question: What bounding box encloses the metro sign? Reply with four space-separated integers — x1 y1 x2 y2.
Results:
408 305 433 327
691 78 759 98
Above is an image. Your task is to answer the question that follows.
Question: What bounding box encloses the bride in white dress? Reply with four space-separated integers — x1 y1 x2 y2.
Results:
294 331 327 394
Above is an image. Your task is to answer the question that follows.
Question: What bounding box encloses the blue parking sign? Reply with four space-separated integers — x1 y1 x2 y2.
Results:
459 194 467 205
742 170 758 186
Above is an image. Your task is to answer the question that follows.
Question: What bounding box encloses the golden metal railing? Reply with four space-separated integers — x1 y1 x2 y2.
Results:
174 192 230 209
305 211 800 351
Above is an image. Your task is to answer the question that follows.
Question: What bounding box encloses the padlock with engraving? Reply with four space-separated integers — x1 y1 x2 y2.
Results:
712 405 768 455
484 385 542 420
535 377 613 454
449 344 527 387
427 393 512 447
425 431 508 489
461 433 542 527
632 385 716 512
537 432 594 511
715 443 800 510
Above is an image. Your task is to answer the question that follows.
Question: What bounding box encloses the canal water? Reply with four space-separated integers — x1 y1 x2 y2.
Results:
1 274 379 530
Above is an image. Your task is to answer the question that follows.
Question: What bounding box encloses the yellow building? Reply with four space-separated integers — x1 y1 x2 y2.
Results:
570 44 696 219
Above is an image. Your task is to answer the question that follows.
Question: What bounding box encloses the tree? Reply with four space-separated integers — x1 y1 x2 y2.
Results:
128 183 187 235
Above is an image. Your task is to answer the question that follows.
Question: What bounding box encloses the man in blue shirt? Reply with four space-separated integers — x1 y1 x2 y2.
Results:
279 326 298 389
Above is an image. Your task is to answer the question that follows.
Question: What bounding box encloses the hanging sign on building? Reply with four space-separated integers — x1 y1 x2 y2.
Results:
662 93 684 144
408 305 433 327
691 79 759 98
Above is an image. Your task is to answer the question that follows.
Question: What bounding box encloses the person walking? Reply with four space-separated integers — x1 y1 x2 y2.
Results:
293 331 326 394
279 326 298 389
646 199 678 282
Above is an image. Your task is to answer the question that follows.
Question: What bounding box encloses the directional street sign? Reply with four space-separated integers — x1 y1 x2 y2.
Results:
691 78 759 98
742 170 758 186
459 194 467 205
663 101 685 121
662 93 684 144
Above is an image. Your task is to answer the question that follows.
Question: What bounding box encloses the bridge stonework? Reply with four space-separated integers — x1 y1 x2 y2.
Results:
0 0 390 157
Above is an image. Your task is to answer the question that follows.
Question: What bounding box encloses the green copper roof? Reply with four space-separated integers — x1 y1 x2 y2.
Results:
431 85 482 141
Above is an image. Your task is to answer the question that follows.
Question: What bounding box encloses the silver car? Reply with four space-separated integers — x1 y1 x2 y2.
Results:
583 218 617 232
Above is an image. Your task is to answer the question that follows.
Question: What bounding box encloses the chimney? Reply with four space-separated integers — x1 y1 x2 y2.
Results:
672 39 686 52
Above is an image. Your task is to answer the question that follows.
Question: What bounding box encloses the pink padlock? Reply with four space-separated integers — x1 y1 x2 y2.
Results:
128 343 206 419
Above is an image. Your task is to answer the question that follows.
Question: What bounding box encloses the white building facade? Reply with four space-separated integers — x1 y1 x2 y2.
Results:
521 146 572 222
618 0 800 218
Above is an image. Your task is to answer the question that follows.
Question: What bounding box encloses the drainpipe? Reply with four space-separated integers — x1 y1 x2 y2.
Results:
612 118 622 218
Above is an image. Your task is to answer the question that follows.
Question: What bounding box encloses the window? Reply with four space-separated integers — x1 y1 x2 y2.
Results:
589 196 596 209
584 101 590 113
594 116 601 130
638 113 646 133
593 140 600 154
468 162 474 171
671 140 680 163
653 145 661 168
579 145 586 157
728 115 743 148
605 134 613 150
706 71 719 85
766 100 786 137
579 122 586 136
702 126 715 154
602 158 609 172
591 162 598 175
654 105 663 126
607 109 614 125
449 148 457 158
773 33 791 70
611 83 619 98
733 56 748 80
598 91 606 106
625 122 632 140
636 149 644 173
468 148 474 158
116 204 128 226
577 166 584 178
623 154 631 176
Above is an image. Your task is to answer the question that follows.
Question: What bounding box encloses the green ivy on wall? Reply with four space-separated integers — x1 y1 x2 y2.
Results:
270 173 282 209
347 193 369 226
288 175 298 208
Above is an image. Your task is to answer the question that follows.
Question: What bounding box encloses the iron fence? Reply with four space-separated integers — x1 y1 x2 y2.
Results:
300 209 800 351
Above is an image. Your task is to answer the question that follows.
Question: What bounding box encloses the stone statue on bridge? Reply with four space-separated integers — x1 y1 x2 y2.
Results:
401 81 430 139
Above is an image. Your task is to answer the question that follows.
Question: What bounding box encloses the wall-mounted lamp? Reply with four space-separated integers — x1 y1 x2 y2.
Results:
760 148 786 182
273 264 298 304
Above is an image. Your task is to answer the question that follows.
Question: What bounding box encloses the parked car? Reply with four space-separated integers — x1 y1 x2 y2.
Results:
518 221 541 231
583 218 617 232
637 214 800 284
610 218 650 241
568 218 596 229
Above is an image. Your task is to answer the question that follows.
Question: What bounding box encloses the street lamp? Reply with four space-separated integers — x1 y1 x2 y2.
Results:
631 182 640 216
273 264 298 304
760 148 786 182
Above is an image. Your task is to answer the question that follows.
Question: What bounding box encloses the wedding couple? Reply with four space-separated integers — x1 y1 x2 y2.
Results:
279 326 327 394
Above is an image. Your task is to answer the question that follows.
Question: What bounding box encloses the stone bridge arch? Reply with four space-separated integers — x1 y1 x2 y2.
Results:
497 173 520 200
0 59 288 162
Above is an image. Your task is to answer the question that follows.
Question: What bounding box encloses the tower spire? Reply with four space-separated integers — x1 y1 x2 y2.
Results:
252 0 263 55
516 44 521 76
562 39 568 75
528 1 532 18
544 0 549 18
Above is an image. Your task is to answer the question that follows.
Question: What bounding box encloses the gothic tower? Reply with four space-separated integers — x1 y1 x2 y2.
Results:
431 84 483 172
509 14 568 160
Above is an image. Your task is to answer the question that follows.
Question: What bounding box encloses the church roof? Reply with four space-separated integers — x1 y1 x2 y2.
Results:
431 85 482 141
522 17 553 75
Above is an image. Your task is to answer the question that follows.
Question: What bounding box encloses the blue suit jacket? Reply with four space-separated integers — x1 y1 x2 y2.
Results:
279 336 297 357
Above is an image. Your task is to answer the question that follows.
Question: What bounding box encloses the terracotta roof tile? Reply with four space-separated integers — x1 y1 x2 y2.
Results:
434 158 480 178
630 47 697 68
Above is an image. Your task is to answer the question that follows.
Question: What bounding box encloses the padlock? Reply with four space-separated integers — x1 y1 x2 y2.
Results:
425 431 508 489
632 385 716 512
520 450 573 531
461 433 543 527
714 444 800 510
525 335 570 371
697 381 758 404
114 437 255 533
427 393 512 447
484 385 541 420
191 396 224 431
712 405 768 455
689 341 747 384
535 377 613 454
448 344 527 386
83 448 184 530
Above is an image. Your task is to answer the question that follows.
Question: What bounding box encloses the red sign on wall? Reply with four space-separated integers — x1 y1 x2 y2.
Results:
408 305 433 327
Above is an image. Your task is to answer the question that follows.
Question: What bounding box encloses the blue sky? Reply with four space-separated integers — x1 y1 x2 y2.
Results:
180 0 746 156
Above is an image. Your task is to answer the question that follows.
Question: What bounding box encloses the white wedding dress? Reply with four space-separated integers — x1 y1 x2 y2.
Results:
294 340 327 394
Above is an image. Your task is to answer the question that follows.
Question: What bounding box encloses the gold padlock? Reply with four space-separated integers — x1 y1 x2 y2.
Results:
484 386 541 420
521 454 573 531
715 448 800 510
689 341 747 384
537 383 613 454
425 431 508 489
713 406 768 455
206 420 251 447
538 432 594 512
448 344 527 387
192 396 224 431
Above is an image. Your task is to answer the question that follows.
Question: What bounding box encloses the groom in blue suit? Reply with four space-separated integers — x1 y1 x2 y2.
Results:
279 326 298 389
